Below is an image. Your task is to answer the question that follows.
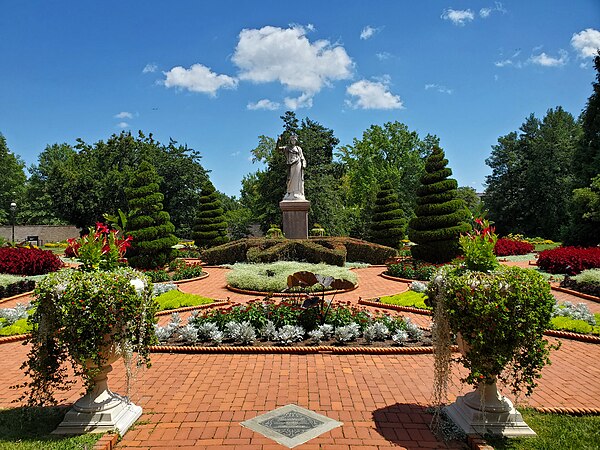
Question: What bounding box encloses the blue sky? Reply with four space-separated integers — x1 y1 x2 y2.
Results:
1 1 599 197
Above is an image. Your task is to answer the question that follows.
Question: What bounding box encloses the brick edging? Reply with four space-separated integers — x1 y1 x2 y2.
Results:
544 329 600 343
379 273 415 283
551 285 600 303
172 271 209 285
359 298 433 315
532 406 600 415
0 291 34 304
93 433 119 450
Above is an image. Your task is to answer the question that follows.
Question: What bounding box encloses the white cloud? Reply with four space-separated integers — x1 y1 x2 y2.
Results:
142 63 158 73
114 111 133 119
247 99 280 110
231 151 241 157
529 49 568 67
480 2 506 18
360 25 382 40
117 122 129 128
346 79 403 110
494 59 514 67
571 28 600 58
284 93 313 110
232 25 353 108
480 8 492 18
441 8 475 26
425 83 453 94
376 52 393 60
163 63 238 96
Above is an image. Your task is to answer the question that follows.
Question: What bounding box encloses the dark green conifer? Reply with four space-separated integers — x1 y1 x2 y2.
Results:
370 181 406 248
192 180 229 248
408 146 470 263
125 161 178 268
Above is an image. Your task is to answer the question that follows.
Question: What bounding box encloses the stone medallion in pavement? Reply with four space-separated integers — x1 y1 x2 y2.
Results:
241 404 343 448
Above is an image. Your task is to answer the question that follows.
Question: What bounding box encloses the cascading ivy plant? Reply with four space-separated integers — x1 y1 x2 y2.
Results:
19 224 158 406
428 218 559 409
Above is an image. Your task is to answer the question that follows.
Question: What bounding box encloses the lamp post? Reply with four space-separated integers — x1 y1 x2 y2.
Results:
10 202 16 243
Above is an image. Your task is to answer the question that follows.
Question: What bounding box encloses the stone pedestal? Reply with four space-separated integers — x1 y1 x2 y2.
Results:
53 357 141 435
445 382 535 437
280 200 310 239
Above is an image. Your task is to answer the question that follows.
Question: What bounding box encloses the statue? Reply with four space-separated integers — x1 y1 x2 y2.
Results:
278 133 306 200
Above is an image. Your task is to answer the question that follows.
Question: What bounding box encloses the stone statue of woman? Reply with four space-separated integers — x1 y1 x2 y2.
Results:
278 133 306 200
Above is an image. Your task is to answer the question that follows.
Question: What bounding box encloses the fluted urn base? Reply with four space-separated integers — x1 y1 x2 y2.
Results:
445 382 535 437
53 357 141 435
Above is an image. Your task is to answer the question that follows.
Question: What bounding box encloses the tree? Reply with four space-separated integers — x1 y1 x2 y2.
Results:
408 146 470 263
370 181 406 248
0 134 26 224
573 51 600 188
192 180 229 248
564 175 600 246
125 161 178 269
337 122 433 236
484 109 580 240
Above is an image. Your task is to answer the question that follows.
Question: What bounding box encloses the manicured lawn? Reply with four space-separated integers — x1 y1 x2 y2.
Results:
534 242 561 252
486 408 600 449
0 407 103 449
154 290 214 311
379 291 430 310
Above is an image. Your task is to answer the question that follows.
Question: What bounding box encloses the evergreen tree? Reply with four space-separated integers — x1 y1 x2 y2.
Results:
573 51 600 188
408 146 470 263
370 181 406 248
192 180 229 248
125 161 178 269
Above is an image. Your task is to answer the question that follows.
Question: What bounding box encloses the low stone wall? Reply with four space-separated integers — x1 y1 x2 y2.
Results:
0 225 80 245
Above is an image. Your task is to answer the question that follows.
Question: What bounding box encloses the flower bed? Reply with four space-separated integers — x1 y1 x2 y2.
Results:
559 269 600 298
385 259 443 281
537 247 600 275
494 238 534 256
0 247 63 275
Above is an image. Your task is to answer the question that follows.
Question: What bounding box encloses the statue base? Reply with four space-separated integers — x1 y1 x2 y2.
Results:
280 200 310 239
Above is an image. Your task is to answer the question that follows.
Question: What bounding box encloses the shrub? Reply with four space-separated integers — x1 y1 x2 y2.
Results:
386 259 442 281
171 265 205 281
313 237 396 265
154 290 213 311
549 316 600 335
0 247 62 276
560 276 600 297
537 246 600 275
370 182 406 248
408 146 470 263
572 269 600 284
247 240 346 266
192 180 229 249
495 238 535 256
145 269 171 283
125 161 178 269
379 291 430 310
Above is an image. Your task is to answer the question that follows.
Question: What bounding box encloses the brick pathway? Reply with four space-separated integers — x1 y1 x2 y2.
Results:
0 265 599 449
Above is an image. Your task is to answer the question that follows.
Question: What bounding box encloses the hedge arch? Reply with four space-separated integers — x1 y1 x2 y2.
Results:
370 181 406 249
408 146 470 263
125 161 178 269
192 180 229 249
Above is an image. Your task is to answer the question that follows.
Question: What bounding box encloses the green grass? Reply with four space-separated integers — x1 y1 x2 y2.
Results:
0 407 104 449
379 291 430 310
486 408 600 449
549 314 600 336
499 253 537 262
154 290 214 311
534 242 561 252
226 261 357 293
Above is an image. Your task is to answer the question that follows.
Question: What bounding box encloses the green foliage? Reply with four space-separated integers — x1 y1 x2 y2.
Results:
154 290 213 311
192 179 229 249
126 161 178 269
484 108 580 240
459 218 500 272
379 291 430 310
201 237 396 266
428 265 558 396
564 174 600 246
370 181 406 248
409 146 470 263
0 318 31 336
66 223 131 272
486 408 600 450
226 261 357 293
0 407 103 449
549 316 600 335
21 267 157 406
386 259 443 281
0 134 26 225
170 265 205 281
573 268 600 284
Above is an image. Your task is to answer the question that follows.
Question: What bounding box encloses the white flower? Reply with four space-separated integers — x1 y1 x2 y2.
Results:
130 278 145 295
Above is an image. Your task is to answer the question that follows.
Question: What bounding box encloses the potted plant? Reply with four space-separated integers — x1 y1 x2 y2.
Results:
20 223 157 435
428 219 558 436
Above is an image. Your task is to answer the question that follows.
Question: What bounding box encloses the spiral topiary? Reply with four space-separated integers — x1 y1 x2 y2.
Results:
125 161 178 268
408 146 470 263
192 179 229 249
370 181 406 249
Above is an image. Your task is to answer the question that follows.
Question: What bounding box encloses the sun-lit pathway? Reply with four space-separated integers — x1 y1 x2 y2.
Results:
0 264 598 449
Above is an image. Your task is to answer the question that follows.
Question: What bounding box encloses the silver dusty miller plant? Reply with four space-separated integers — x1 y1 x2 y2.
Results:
363 322 389 343
334 323 361 344
225 321 256 344
275 325 305 345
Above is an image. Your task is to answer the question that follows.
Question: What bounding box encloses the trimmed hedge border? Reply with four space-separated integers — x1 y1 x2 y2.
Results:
226 284 358 297
359 298 432 316
551 285 600 303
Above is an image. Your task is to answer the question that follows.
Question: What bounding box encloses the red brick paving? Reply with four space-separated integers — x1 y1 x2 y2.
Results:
0 264 599 449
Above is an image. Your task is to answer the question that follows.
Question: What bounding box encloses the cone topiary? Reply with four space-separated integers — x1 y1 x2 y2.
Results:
192 180 229 249
408 146 470 263
370 181 406 248
125 161 178 268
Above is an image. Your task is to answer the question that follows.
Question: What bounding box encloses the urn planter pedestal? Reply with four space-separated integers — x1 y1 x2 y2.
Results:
53 351 142 435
